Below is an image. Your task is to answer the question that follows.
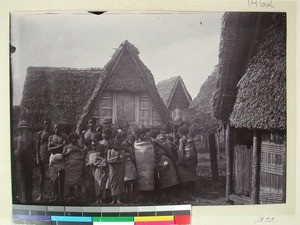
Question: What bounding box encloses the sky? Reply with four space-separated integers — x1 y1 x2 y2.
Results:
11 11 223 105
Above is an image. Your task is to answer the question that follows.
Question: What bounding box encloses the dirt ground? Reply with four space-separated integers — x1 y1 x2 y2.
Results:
29 152 228 206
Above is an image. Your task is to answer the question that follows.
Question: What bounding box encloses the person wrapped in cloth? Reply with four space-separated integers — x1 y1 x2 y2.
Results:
176 125 198 197
48 123 68 202
121 134 137 203
86 127 110 204
81 118 101 202
106 128 125 205
13 120 35 204
62 133 84 202
134 127 155 201
154 133 180 202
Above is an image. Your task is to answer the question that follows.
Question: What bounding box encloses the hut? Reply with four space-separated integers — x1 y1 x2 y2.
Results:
20 67 101 131
188 67 222 180
157 76 192 126
76 41 172 131
188 67 220 136
214 12 286 204
19 41 172 132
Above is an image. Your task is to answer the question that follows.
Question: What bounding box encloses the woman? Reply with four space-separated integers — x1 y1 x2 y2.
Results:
155 134 180 190
62 133 84 201
107 133 125 205
134 128 155 202
86 128 110 204
176 126 198 195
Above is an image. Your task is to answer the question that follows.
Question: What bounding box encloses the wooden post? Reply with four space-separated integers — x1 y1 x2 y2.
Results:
216 132 220 159
209 133 219 181
251 130 260 204
225 122 233 202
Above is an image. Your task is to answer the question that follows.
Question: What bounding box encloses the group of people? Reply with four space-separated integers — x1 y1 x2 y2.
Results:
13 117 198 205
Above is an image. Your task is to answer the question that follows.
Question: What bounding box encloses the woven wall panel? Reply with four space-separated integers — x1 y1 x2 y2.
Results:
259 136 286 204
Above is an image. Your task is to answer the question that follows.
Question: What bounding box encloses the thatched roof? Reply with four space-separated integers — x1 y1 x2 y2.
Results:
188 67 220 134
20 67 101 130
157 76 192 108
229 13 286 130
213 12 264 120
76 41 172 131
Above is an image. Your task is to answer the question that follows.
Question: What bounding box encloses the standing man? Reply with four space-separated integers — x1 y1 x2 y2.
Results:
82 118 101 150
36 119 52 201
48 123 68 202
13 120 35 204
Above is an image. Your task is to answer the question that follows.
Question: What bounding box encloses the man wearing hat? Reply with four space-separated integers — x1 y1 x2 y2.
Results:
13 120 35 204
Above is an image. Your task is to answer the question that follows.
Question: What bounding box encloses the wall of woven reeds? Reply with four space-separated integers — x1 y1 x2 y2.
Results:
259 131 286 204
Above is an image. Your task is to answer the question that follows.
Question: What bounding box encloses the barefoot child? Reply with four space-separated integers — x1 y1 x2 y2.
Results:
107 132 125 205
62 133 84 201
122 135 137 203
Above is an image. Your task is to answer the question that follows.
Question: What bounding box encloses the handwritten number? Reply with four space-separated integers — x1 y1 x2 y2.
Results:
254 216 275 223
248 0 274 8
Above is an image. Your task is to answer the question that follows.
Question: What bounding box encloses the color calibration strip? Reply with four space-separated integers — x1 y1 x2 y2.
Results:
12 204 191 225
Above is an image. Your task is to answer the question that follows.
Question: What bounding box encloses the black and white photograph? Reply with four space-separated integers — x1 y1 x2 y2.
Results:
10 11 286 206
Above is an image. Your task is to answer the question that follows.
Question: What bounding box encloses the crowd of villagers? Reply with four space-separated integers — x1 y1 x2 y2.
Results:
13 117 198 205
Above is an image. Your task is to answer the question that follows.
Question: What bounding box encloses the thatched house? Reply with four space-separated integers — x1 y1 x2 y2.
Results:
76 41 172 131
188 67 222 180
20 41 172 132
11 105 21 132
188 67 220 135
157 76 192 126
20 67 101 131
214 12 286 204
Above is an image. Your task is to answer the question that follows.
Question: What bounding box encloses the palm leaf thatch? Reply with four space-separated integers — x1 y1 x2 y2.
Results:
76 40 172 132
229 13 286 130
157 76 192 109
188 67 220 134
20 67 101 130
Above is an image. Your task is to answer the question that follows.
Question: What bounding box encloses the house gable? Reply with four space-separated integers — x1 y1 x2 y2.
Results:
77 41 172 131
105 47 145 93
168 79 191 110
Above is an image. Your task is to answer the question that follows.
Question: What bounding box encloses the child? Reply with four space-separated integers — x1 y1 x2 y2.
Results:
62 133 84 202
107 133 125 205
86 129 110 204
122 135 137 203
154 134 180 202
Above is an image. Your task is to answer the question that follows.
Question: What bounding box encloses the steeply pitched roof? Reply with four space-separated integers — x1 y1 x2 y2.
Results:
213 12 286 130
188 67 220 134
157 76 192 108
213 12 264 120
20 67 101 130
229 13 286 130
76 41 172 131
